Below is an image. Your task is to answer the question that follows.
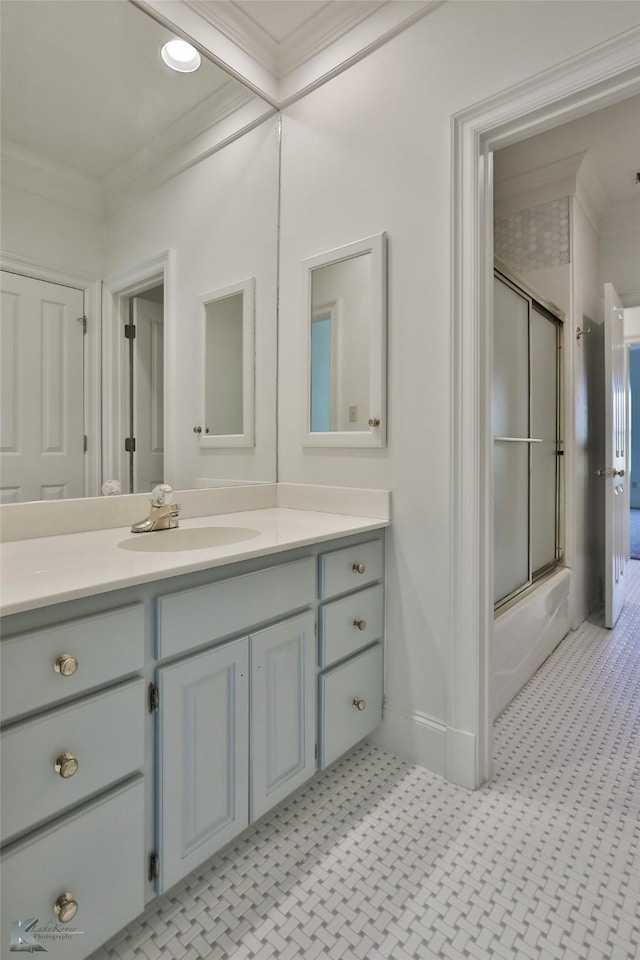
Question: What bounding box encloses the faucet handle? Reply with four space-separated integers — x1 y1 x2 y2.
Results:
151 483 174 506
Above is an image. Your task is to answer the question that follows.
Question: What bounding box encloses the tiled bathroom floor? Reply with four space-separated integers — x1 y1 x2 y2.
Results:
92 562 640 960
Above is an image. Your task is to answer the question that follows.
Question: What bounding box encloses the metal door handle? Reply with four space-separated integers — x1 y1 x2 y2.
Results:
613 468 625 477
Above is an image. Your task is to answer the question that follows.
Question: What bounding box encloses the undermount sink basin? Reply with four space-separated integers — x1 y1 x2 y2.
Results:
117 526 261 553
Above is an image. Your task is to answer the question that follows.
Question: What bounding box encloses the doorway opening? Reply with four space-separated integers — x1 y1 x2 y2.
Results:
122 284 165 494
102 251 171 496
449 31 640 789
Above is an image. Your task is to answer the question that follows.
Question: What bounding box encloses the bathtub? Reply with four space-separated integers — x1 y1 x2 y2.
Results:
492 567 571 719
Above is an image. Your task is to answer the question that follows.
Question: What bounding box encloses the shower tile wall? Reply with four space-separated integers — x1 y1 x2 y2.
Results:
495 198 570 274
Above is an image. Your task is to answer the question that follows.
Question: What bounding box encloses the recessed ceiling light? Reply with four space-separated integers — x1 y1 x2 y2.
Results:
161 39 201 73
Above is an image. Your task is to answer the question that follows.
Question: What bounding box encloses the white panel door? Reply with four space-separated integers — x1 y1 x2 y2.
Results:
133 296 164 493
157 638 249 893
0 271 85 502
250 612 316 821
604 281 627 628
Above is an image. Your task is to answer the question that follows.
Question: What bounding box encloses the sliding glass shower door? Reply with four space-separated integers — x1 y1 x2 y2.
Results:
493 270 563 607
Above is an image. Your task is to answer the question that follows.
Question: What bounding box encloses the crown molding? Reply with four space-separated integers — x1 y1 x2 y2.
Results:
186 0 280 75
1 142 104 218
135 0 437 106
278 2 387 78
102 81 255 198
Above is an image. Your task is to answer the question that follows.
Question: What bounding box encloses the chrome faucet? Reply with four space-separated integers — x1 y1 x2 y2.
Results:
131 484 181 533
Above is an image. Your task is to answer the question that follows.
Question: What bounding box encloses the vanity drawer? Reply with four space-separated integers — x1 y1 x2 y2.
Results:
318 539 383 600
1 678 145 844
1 777 145 959
0 603 145 724
319 584 384 668
319 643 383 768
156 556 316 659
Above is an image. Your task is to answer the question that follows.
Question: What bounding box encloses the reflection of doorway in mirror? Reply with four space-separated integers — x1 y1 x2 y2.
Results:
128 287 164 494
310 303 337 432
0 271 85 503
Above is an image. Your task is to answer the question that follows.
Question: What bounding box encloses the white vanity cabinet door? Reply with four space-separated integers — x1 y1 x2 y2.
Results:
250 612 316 821
157 638 249 893
1 778 144 960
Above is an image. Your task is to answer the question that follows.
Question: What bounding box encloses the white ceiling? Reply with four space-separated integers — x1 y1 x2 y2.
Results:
494 94 640 219
0 0 252 184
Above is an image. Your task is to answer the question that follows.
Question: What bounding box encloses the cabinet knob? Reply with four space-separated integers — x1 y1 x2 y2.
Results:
193 425 202 434
353 619 367 631
368 417 381 427
352 697 367 711
54 892 78 923
55 752 79 779
352 562 366 574
53 654 78 677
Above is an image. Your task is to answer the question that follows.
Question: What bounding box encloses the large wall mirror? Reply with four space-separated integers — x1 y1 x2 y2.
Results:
303 233 387 448
0 0 278 503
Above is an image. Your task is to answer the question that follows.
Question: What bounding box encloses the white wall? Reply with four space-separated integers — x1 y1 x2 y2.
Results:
601 216 640 305
0 181 104 279
104 117 279 490
278 0 640 773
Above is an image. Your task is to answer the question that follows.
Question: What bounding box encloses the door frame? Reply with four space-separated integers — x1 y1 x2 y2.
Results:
0 251 102 497
449 28 640 789
102 251 173 493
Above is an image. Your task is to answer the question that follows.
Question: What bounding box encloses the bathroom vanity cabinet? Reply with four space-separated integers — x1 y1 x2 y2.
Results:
0 528 385 958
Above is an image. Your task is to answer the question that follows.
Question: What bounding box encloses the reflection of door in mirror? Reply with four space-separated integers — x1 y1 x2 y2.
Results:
0 271 85 503
310 254 371 432
126 288 164 494
205 294 244 436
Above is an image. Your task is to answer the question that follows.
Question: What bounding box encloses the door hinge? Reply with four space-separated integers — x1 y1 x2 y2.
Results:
125 437 136 453
314 620 318 639
78 315 87 334
148 853 160 882
148 682 159 713
124 323 136 339
83 434 88 453
314 742 318 760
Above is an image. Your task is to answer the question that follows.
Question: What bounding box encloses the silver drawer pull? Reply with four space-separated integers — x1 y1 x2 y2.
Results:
54 892 78 923
352 562 366 575
54 654 78 677
352 697 367 711
353 619 367 631
55 752 79 779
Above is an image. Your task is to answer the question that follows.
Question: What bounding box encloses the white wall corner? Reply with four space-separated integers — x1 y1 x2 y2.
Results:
494 152 584 219
574 151 608 236
368 701 446 777
445 727 478 790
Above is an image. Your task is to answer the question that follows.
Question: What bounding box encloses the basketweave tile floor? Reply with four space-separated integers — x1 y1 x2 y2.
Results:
91 562 640 960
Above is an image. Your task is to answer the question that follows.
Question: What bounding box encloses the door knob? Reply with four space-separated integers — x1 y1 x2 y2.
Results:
54 892 78 923
594 469 606 477
55 752 79 779
53 654 78 677
613 468 625 477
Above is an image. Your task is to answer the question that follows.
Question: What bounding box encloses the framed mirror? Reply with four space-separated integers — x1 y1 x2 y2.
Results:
198 279 255 448
302 232 387 447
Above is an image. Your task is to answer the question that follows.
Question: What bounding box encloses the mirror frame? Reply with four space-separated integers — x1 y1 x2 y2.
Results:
302 232 387 448
199 277 255 448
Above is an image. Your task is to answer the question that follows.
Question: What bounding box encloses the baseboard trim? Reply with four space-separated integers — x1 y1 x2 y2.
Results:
369 701 446 777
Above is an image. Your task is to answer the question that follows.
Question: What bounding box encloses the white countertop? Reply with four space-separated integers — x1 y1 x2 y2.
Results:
0 507 389 617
